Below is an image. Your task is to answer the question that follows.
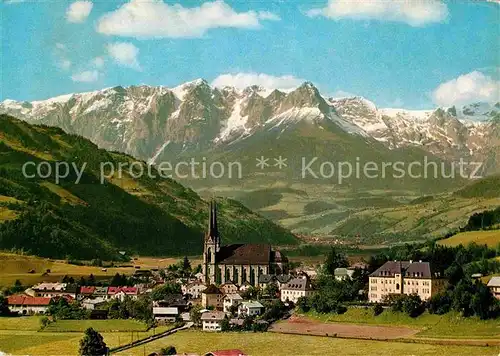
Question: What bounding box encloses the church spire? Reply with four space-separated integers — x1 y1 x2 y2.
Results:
206 200 219 242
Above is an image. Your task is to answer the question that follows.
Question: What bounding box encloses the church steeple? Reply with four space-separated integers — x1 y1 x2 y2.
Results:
206 200 220 245
203 200 220 284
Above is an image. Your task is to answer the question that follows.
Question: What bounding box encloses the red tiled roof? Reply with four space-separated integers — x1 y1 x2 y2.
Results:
80 286 96 294
121 287 138 295
206 350 247 356
7 295 51 306
107 286 138 295
107 287 121 295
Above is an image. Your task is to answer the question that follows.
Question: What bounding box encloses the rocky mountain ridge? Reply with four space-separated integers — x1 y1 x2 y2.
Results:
1 80 498 174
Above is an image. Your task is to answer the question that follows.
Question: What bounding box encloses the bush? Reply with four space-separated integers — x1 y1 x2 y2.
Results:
372 303 383 316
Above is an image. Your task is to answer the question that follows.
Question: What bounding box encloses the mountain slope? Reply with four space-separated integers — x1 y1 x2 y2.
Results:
0 115 298 260
1 81 498 177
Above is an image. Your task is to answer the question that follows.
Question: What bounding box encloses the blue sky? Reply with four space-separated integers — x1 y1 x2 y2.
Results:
1 0 499 109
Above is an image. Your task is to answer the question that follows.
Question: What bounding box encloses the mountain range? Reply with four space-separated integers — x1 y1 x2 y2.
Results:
2 80 499 241
1 79 498 179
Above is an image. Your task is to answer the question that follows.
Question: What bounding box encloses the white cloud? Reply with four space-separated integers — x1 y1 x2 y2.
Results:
4 0 27 4
96 0 280 38
66 1 93 23
329 90 357 99
92 57 105 69
106 42 141 70
60 59 72 70
71 70 99 82
212 72 304 90
432 71 500 107
307 0 449 27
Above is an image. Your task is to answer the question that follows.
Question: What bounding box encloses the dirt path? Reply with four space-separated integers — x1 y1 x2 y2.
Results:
269 316 500 347
269 315 418 340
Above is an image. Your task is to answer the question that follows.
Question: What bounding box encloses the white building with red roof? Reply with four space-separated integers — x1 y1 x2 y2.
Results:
7 295 52 315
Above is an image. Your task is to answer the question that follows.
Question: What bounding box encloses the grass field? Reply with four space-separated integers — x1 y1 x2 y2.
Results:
113 330 500 356
0 317 173 355
42 319 150 333
0 252 201 287
306 309 500 339
438 230 500 248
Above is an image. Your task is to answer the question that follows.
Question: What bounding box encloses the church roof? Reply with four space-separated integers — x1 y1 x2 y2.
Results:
216 244 272 265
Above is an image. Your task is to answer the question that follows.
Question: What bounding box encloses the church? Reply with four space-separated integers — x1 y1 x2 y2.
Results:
202 201 289 286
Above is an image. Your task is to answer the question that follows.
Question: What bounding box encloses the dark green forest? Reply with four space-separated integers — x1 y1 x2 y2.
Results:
0 115 297 260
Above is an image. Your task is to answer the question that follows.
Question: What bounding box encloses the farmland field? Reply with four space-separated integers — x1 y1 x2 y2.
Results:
0 317 172 355
0 252 201 287
438 230 500 248
114 330 500 356
304 309 500 339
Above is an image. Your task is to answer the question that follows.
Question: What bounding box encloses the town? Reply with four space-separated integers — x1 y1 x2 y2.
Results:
1 203 499 355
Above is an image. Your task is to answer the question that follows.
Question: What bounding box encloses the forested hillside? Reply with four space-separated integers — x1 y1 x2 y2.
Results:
0 115 297 260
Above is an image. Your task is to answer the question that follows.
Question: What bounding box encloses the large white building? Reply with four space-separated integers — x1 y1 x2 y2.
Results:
487 276 500 300
7 295 52 315
201 311 226 332
368 260 447 303
280 276 315 304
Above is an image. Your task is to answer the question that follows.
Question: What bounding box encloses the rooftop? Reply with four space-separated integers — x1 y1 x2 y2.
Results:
370 261 440 279
241 300 264 308
7 295 52 306
201 311 226 321
487 276 500 287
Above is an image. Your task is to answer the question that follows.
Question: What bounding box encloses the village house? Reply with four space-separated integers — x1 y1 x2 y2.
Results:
204 350 248 356
219 282 238 295
107 287 139 301
7 295 52 315
222 293 243 313
78 286 96 300
280 276 315 304
182 280 206 299
31 283 78 299
368 260 447 303
81 297 107 310
152 307 179 323
487 277 500 300
202 285 223 309
238 300 264 317
238 282 252 293
93 286 109 299
258 275 292 289
334 268 355 281
155 294 190 312
201 311 226 332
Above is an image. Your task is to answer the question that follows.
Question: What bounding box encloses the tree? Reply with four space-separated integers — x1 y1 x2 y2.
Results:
220 316 230 332
402 294 424 318
150 283 181 301
160 346 177 355
427 292 451 315
372 303 383 316
40 316 50 328
190 305 202 326
263 282 279 298
78 328 108 356
296 296 310 313
323 247 348 275
182 256 191 274
0 296 10 316
11 279 24 294
242 315 253 331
